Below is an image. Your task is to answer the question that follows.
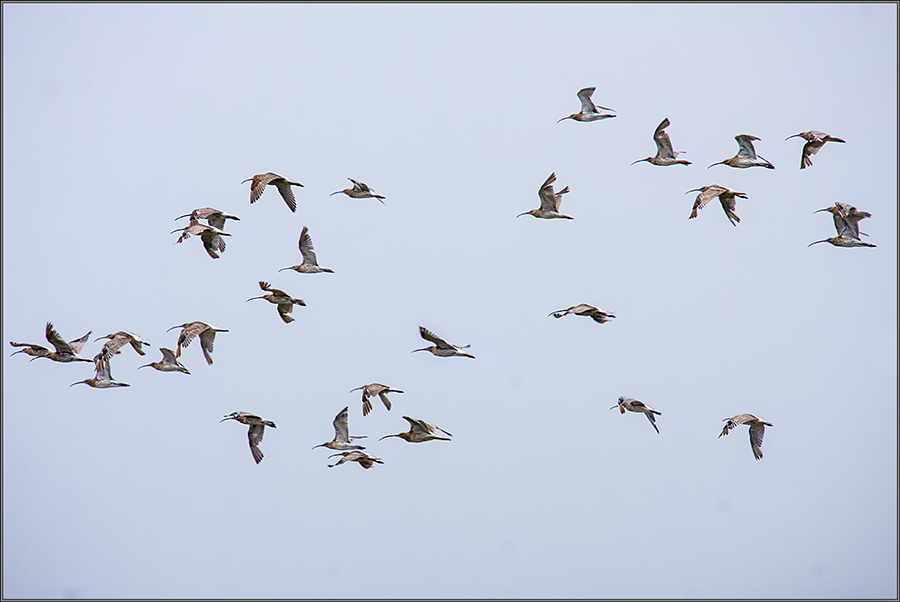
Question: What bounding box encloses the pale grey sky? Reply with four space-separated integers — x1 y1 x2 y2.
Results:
3 3 897 599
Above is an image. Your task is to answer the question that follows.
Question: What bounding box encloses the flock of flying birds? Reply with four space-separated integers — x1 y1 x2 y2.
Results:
11 86 871 465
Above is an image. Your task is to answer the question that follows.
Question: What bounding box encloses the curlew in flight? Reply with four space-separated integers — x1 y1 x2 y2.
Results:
167 321 228 365
549 304 615 324
785 131 845 169
138 347 190 374
809 202 875 248
278 226 334 274
330 178 385 204
242 172 303 213
380 415 453 443
350 383 404 416
175 207 240 231
413 326 474 358
70 355 130 389
719 413 772 460
246 281 306 323
327 450 384 469
94 331 150 363
16 322 93 363
11 323 91 362
312 406 367 451
611 396 661 433
558 87 616 123
631 118 691 166
709 135 774 169
171 222 232 259
221 412 276 464
517 172 572 220
686 185 747 226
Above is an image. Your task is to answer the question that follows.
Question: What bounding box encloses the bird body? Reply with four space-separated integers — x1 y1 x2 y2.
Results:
330 178 385 203
70 355 129 388
518 172 573 219
246 281 306 323
631 117 690 166
558 87 616 122
242 172 303 212
221 412 276 464
549 304 615 324
719 413 772 460
413 326 474 358
785 130 845 169
350 383 404 416
167 321 228 365
327 450 383 469
313 407 367 451
22 323 93 363
278 226 334 274
686 185 747 226
709 135 774 169
379 415 453 443
138 347 190 374
611 396 661 433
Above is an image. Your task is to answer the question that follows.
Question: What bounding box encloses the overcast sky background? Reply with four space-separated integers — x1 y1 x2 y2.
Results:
2 3 897 599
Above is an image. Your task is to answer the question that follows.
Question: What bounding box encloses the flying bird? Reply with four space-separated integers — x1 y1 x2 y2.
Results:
330 178 385 204
350 383 404 416
242 172 303 213
174 207 241 231
170 222 232 259
312 407 367 451
413 326 474 358
686 184 747 226
70 355 130 389
719 413 772 460
94 331 150 363
517 172 572 219
611 396 661 434
709 134 774 169
11 323 91 362
221 412 277 464
548 304 615 324
278 226 334 274
631 117 691 166
809 202 875 248
785 130 845 169
246 281 306 323
327 450 384 469
167 321 228 365
557 87 616 123
15 322 93 363
138 347 190 374
379 416 453 443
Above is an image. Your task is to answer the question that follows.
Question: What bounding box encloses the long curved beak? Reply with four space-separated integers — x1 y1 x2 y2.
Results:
609 405 619 410
241 178 252 184
556 116 572 123
70 381 83 387
784 134 801 141
246 296 263 302
174 213 191 221
329 191 342 196
685 188 702 195
378 434 399 441
166 326 180 332
630 158 648 166
93 336 104 342
311 443 326 450
807 240 828 247
220 416 235 423
411 348 428 353
813 208 829 214
707 161 724 169
516 212 529 218
137 364 150 370
277 267 290 272
349 387 363 393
